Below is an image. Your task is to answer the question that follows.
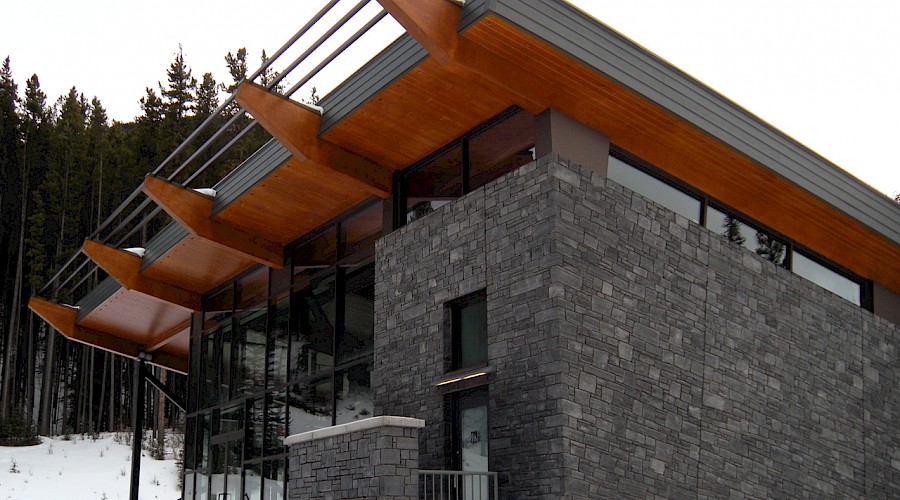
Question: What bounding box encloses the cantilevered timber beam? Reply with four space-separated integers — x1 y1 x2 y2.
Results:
142 175 284 268
376 1 544 113
27 297 188 374
81 240 201 311
377 0 461 64
144 320 190 353
235 82 392 197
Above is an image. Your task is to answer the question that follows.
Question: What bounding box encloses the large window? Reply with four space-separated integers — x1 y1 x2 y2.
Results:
185 198 382 500
398 107 535 228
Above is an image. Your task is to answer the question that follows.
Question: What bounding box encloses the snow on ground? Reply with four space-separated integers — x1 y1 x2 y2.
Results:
0 433 181 500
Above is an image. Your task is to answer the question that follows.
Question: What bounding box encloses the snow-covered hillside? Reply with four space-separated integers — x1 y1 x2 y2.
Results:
0 433 181 499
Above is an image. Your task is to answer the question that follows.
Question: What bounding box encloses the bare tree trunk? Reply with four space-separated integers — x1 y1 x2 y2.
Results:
98 352 108 431
24 311 35 424
87 348 94 433
39 325 57 434
1 164 28 418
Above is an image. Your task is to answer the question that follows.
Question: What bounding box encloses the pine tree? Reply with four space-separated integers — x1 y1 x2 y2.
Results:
195 72 219 118
160 45 196 123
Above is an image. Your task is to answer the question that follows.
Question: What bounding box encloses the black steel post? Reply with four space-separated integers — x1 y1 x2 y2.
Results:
130 358 146 500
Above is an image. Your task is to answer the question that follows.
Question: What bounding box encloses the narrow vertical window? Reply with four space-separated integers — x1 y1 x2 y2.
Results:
451 292 488 371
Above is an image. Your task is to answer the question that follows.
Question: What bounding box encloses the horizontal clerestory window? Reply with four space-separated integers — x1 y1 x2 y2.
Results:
607 150 868 308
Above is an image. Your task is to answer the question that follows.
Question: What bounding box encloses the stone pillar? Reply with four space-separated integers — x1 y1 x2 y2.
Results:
285 416 424 500
535 107 610 175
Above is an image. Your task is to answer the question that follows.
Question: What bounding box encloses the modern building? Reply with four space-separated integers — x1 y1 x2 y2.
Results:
30 0 898 498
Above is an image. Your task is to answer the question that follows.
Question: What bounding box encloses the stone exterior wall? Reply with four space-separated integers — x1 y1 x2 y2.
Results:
286 417 421 499
374 154 897 499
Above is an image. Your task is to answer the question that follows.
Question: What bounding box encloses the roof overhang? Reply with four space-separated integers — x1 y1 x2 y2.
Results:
319 0 900 293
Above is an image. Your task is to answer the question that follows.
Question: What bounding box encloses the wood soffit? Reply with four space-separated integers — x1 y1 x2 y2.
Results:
27 297 187 374
324 3 899 293
142 174 284 269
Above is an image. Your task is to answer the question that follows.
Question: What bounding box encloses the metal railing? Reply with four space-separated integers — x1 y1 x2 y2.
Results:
37 0 401 304
419 470 499 500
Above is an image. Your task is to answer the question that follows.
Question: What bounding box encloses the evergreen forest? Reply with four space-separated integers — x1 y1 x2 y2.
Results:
0 46 277 446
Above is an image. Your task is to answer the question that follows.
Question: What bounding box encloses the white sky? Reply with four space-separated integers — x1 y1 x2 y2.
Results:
1 0 897 196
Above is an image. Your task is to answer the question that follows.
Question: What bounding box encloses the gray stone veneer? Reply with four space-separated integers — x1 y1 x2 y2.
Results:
286 416 422 499
374 153 897 499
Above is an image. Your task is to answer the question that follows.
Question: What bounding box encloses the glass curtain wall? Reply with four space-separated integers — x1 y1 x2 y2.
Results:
183 198 382 500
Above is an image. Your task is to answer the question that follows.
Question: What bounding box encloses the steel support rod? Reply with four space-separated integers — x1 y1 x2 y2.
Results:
141 363 186 412
129 358 146 500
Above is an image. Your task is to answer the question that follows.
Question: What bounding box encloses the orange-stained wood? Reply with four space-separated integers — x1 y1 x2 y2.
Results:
28 297 187 373
81 240 201 311
323 14 900 294
214 157 377 245
140 235 258 293
142 175 284 268
236 82 391 197
144 320 191 353
28 297 78 337
377 0 461 64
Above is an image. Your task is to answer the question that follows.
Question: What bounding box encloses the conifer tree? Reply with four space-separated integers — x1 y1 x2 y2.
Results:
160 45 197 123
195 72 219 118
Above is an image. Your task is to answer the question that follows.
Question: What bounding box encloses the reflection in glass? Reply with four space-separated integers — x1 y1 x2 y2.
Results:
269 297 290 389
235 302 267 395
195 472 209 500
202 286 232 408
469 109 535 191
293 226 337 275
337 264 375 364
706 206 749 246
793 252 861 305
287 376 333 435
290 273 335 382
184 472 195 500
209 443 225 498
340 199 383 262
217 404 243 435
199 414 210 469
246 397 264 460
265 391 287 456
608 155 701 223
707 206 786 266
335 362 373 425
263 459 286 500
453 294 488 370
224 439 242 500
245 462 263 500
406 145 462 223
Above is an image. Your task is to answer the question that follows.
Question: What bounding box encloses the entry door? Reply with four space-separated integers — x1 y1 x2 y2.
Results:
456 387 489 499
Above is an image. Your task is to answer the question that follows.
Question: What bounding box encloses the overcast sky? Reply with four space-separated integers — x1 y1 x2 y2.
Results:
1 0 897 196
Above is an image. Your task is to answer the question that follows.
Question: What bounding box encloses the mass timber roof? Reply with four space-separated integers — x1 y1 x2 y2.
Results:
30 0 900 359
319 0 900 292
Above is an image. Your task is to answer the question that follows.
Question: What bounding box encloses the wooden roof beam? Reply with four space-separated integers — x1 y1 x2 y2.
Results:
235 82 391 197
28 298 187 374
377 0 461 64
142 175 285 268
81 240 201 311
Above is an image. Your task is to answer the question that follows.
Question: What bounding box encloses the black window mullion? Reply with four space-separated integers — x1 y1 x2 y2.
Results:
462 138 471 194
333 266 346 426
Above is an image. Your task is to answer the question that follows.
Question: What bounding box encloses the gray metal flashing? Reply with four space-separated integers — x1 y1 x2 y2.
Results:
318 33 427 135
140 222 190 271
76 276 122 320
210 139 293 216
458 0 492 32
485 0 899 244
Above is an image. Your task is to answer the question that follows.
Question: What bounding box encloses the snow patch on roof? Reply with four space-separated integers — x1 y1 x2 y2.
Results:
193 188 217 197
123 247 145 257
